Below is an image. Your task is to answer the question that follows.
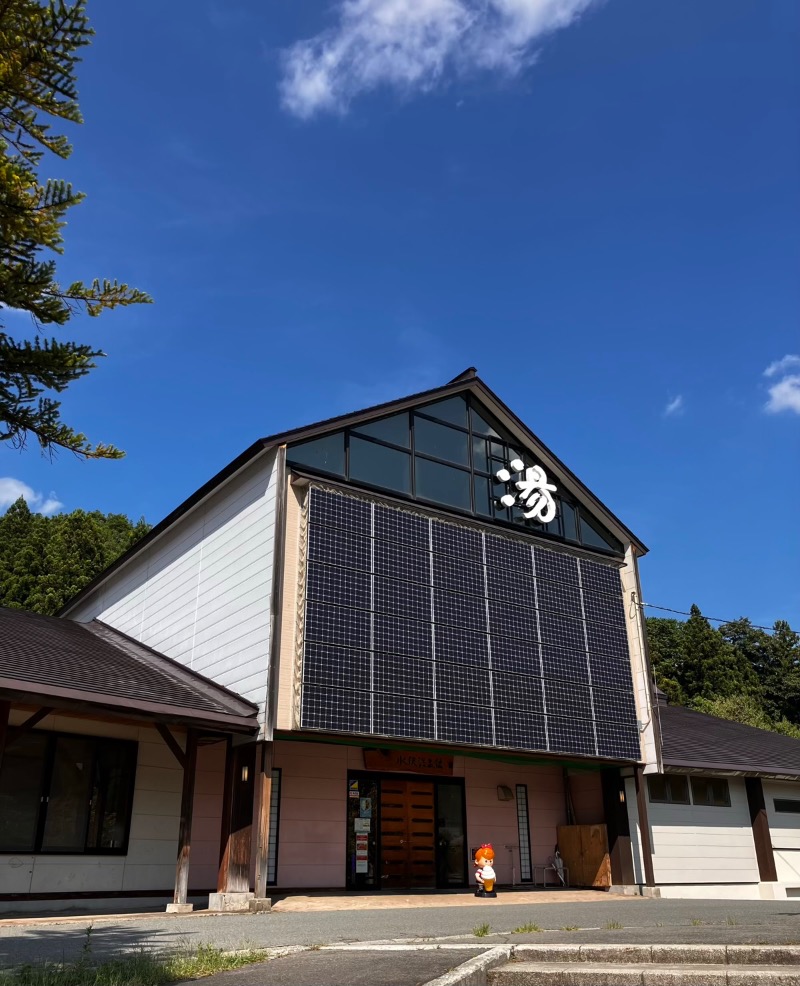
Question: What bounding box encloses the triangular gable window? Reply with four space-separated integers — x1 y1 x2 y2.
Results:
287 394 623 556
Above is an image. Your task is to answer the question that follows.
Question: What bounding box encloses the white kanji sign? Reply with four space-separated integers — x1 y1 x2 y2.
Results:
495 458 557 523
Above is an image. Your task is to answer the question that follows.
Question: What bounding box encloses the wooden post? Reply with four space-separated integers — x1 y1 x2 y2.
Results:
746 777 778 882
217 741 257 893
172 728 198 908
0 700 10 772
254 741 274 899
633 767 655 887
601 768 635 886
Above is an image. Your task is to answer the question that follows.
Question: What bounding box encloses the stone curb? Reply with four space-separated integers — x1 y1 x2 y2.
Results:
513 946 800 966
422 946 515 986
490 962 800 985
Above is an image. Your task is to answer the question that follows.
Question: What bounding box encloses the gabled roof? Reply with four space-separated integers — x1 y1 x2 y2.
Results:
60 368 645 616
0 606 259 733
659 703 800 780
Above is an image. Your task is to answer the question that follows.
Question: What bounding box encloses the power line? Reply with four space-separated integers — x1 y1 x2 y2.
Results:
639 600 798 636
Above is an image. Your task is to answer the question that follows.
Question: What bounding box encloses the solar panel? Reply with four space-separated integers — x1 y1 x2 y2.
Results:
432 554 484 596
374 652 434 698
580 559 622 597
534 547 579 586
581 588 627 627
487 599 538 642
374 613 432 659
303 643 371 692
306 562 370 610
374 576 430 622
435 662 490 705
437 702 494 745
492 671 545 715
308 525 371 572
310 488 371 535
301 684 371 733
434 624 490 668
305 601 370 650
374 692 434 739
374 538 430 585
300 486 640 761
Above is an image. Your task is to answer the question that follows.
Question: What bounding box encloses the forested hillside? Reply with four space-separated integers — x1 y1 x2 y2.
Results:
0 497 149 616
647 605 800 738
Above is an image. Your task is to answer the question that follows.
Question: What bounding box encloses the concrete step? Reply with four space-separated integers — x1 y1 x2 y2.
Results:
510 945 800 966
489 962 800 986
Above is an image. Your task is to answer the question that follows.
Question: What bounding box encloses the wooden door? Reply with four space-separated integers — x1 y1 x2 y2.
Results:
380 779 436 889
556 823 611 887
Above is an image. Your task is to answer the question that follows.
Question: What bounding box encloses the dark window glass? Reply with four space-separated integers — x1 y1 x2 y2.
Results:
0 731 137 854
544 511 561 537
41 736 94 851
775 799 800 813
414 417 469 466
419 396 468 428
474 476 492 517
647 774 690 804
578 509 621 553
352 413 410 448
86 742 138 850
288 433 345 476
561 501 578 541
471 436 489 473
490 441 507 460
0 733 48 851
349 436 411 493
436 781 466 885
470 408 501 438
690 777 730 808
415 457 472 511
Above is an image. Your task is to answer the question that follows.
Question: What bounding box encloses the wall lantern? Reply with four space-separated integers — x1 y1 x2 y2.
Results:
497 785 514 802
241 765 250 783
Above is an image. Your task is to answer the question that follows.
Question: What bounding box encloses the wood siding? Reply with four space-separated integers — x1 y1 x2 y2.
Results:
65 452 279 722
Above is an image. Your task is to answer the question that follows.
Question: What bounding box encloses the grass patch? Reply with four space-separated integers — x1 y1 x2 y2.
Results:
691 918 705 926
603 920 624 930
512 923 543 934
0 943 269 986
724 916 739 926
560 925 580 932
472 923 492 938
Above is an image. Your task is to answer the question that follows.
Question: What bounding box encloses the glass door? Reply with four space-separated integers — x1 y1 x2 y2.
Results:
435 780 467 887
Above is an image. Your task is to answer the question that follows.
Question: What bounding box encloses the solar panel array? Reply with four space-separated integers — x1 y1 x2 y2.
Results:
301 487 640 760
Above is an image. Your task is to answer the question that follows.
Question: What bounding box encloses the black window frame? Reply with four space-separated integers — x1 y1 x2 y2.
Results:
0 729 138 856
690 776 731 808
774 799 800 814
287 394 624 557
647 774 690 805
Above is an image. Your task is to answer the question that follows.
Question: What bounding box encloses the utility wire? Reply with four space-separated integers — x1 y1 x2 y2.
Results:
638 600 798 636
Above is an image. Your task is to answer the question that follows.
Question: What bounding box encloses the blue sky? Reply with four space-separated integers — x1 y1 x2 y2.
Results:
1 0 798 631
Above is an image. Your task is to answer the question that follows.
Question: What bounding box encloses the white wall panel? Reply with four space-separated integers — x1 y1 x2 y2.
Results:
764 780 800 850
66 450 278 718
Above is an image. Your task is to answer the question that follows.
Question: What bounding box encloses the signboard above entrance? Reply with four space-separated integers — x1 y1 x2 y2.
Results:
364 749 454 776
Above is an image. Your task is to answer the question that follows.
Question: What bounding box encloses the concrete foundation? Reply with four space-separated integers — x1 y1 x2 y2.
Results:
165 902 194 914
208 891 255 912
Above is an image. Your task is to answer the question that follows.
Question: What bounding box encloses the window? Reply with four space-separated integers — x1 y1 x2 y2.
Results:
414 417 470 466
775 799 800 814
415 457 472 511
349 436 411 493
515 784 532 882
0 731 137 854
267 768 281 885
690 777 731 808
647 774 690 804
288 434 345 477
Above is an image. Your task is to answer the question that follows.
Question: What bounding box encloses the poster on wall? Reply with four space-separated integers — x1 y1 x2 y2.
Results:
359 798 372 818
349 780 360 799
354 817 370 834
356 860 368 873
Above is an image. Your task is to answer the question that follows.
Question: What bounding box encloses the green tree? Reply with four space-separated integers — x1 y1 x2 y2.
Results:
0 496 149 614
645 616 687 705
0 0 150 459
682 604 759 702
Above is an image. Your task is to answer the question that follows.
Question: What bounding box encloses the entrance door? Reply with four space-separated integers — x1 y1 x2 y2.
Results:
380 779 436 889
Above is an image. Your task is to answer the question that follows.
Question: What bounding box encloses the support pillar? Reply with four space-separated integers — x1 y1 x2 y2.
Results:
0 699 10 772
633 767 655 888
254 741 274 900
746 777 777 882
602 768 635 886
167 728 198 913
211 740 259 912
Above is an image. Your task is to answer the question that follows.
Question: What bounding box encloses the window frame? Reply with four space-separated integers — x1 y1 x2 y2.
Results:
647 774 690 805
0 729 138 856
690 776 731 808
774 799 800 814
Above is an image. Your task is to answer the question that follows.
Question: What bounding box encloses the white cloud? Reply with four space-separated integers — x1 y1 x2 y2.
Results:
663 395 684 417
764 354 800 378
0 477 64 516
764 374 800 416
279 0 598 119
